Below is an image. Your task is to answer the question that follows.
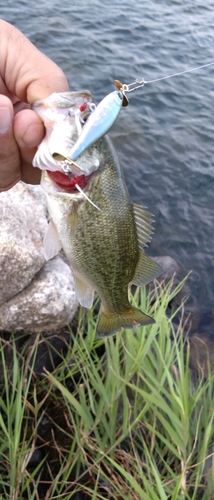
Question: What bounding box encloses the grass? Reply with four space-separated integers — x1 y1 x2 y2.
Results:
0 277 214 499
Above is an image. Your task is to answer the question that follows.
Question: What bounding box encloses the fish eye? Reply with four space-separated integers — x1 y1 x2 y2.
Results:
118 91 123 100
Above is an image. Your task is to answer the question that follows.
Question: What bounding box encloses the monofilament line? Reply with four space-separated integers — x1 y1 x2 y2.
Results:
75 183 101 211
144 61 214 85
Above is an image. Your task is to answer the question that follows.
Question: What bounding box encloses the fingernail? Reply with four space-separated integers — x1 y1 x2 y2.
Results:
0 107 12 133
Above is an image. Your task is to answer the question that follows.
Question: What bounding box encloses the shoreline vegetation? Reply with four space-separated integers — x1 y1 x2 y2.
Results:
0 278 213 499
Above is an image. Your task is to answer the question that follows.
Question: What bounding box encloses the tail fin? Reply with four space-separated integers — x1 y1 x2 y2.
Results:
97 306 155 338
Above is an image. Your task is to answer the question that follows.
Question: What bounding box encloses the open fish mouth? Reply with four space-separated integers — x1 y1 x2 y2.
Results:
46 169 92 193
32 91 100 177
45 169 100 211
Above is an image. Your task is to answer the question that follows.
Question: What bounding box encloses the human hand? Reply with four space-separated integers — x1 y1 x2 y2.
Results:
0 19 69 191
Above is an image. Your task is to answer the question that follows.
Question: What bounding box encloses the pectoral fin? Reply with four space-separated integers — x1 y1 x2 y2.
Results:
67 210 78 234
73 272 94 309
43 220 62 260
132 250 163 286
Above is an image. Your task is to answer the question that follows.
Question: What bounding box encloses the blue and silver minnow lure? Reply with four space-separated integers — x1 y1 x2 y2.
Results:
53 89 128 163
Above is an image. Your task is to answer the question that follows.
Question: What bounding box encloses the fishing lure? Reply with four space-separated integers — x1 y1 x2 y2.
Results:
53 89 128 164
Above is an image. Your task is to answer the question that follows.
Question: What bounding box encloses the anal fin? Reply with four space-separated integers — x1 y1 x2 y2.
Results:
132 250 163 286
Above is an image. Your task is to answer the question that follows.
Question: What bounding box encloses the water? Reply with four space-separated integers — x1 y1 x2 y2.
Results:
2 0 214 316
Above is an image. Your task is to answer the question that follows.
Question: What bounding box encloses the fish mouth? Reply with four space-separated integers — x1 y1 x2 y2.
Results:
47 170 92 193
32 91 100 177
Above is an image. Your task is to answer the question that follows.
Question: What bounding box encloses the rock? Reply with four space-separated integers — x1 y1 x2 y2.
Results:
0 182 47 304
189 333 214 378
152 255 181 281
169 283 200 332
151 255 200 331
0 256 78 332
189 311 214 378
0 181 78 333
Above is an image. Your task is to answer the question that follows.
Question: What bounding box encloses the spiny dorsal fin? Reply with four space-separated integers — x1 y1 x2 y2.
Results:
133 203 154 249
132 250 163 286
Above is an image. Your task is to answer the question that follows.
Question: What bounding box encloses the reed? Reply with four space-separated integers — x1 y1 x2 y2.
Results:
0 277 213 499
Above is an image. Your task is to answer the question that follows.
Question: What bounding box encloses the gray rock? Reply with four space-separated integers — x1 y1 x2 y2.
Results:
0 181 78 333
152 255 181 281
0 256 78 332
171 283 200 331
189 332 214 378
151 255 200 331
0 182 47 304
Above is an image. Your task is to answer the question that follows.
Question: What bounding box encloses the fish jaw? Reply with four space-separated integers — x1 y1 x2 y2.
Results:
63 90 123 161
32 91 101 176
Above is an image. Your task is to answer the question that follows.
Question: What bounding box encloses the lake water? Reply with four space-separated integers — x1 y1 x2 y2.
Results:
2 0 214 317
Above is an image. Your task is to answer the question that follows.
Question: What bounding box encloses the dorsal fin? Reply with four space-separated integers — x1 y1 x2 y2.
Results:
133 203 154 249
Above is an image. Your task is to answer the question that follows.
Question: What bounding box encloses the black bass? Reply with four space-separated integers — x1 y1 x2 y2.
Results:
33 91 162 337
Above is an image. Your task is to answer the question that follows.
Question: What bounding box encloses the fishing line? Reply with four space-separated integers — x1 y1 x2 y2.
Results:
75 183 101 211
122 61 214 93
145 61 214 84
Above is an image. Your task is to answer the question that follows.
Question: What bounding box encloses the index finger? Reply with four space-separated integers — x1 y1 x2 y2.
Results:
0 20 69 104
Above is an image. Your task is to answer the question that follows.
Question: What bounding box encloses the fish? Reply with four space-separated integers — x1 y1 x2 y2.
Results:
33 91 162 337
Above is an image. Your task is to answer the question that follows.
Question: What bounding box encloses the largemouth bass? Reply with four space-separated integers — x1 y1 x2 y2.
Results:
33 91 162 337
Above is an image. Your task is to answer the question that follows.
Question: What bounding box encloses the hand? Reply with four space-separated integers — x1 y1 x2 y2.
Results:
0 19 69 191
